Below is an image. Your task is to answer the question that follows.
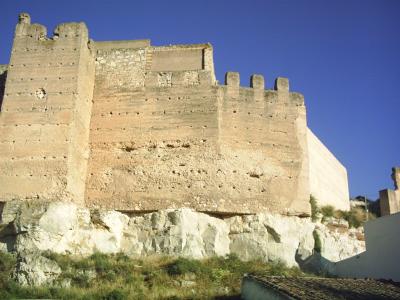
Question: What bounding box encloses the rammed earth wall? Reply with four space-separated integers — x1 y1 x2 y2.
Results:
0 13 349 215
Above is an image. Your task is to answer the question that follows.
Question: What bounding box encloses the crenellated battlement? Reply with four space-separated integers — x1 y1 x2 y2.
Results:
14 12 89 42
0 13 350 216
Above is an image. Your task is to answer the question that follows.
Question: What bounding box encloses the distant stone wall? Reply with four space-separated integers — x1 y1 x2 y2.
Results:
307 129 350 211
379 167 400 216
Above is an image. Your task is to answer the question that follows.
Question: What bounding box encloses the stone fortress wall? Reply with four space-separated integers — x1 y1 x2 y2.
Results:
0 13 94 205
0 14 349 216
307 129 350 211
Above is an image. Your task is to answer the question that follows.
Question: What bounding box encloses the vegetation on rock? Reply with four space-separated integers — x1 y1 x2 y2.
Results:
310 195 319 222
0 251 311 300
311 195 375 228
313 230 322 253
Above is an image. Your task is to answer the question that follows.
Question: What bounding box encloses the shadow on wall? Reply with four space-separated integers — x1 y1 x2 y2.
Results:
295 249 335 276
0 70 7 111
296 212 400 283
0 202 17 252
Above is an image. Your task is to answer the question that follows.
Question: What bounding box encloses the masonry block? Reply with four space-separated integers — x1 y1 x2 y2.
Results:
250 74 264 89
225 72 240 87
274 77 289 92
54 22 88 39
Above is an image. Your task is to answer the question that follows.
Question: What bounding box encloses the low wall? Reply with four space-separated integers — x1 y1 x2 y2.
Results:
334 212 400 282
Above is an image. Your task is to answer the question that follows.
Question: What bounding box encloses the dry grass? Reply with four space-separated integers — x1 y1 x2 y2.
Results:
0 252 311 299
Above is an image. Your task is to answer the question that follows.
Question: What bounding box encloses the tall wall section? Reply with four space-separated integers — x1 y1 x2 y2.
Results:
0 14 94 204
86 43 222 211
307 129 349 210
218 75 309 215
86 41 310 215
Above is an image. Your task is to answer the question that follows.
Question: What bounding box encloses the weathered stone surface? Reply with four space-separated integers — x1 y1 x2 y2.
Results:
226 214 315 267
322 217 349 229
0 13 350 216
0 201 364 272
14 251 61 286
315 224 365 262
1 13 94 205
121 208 230 258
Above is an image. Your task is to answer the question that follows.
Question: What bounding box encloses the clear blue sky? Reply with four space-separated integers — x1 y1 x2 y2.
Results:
1 0 399 200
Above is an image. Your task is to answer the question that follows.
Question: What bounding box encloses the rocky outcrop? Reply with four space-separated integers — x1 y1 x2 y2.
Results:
315 224 365 263
121 208 230 258
227 214 315 267
13 251 61 286
0 200 365 285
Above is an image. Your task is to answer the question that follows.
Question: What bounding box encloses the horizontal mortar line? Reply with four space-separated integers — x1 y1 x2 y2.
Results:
94 91 216 102
1 107 74 113
12 46 81 51
0 123 71 127
0 173 68 178
8 60 78 67
0 140 69 145
90 112 218 118
7 76 77 82
0 157 67 162
0 123 69 127
91 96 216 101
8 62 77 68
3 91 77 97
90 125 217 130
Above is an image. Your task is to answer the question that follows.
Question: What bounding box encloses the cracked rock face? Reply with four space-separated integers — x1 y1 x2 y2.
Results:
226 214 315 267
0 200 365 285
13 251 61 286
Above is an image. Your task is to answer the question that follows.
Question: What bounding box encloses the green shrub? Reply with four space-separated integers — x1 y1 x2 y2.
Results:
71 271 92 288
211 268 231 281
0 252 15 279
320 205 335 221
336 208 362 228
313 230 322 253
103 289 127 300
166 257 207 276
91 252 112 273
336 207 376 228
310 195 319 222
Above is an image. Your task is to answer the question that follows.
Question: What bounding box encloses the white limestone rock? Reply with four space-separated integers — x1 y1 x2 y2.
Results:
323 217 349 228
316 224 365 262
0 201 129 256
0 200 366 276
14 251 61 286
122 208 230 258
226 213 315 267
